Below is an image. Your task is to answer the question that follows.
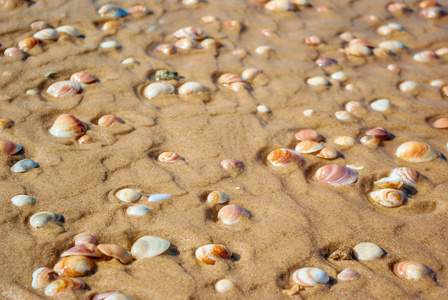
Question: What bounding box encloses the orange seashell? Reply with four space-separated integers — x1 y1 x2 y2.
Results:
44 277 85 297
74 232 98 245
49 114 87 137
98 115 124 127
315 165 358 186
101 21 123 31
374 177 403 189
394 261 431 280
53 256 95 277
0 140 22 155
221 159 244 171
61 244 103 258
366 127 391 140
389 167 419 186
432 118 448 129
218 204 250 225
31 21 53 30
334 136 355 147
0 118 14 130
419 0 440 9
387 3 412 14
442 86 448 98
396 141 439 162
207 191 229 204
305 36 322 46
155 43 177 55
267 149 305 166
158 152 181 163
97 244 131 264
172 26 205 40
316 147 338 159
70 72 98 84
217 73 243 86
18 37 42 51
195 244 232 265
127 5 149 14
77 135 92 144
370 188 405 207
32 267 58 289
295 141 324 153
373 47 394 57
47 81 81 97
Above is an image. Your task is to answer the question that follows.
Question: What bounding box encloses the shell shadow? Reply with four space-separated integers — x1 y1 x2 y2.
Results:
231 252 241 262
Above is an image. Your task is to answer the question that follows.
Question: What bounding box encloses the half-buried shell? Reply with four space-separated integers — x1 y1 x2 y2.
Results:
374 177 403 189
44 277 85 297
53 256 95 277
267 149 304 166
218 204 250 225
316 147 338 159
30 212 62 228
143 83 175 99
195 244 232 265
47 81 81 97
32 267 58 289
115 188 141 203
394 261 431 281
97 244 131 264
70 72 97 84
292 267 329 287
74 232 98 245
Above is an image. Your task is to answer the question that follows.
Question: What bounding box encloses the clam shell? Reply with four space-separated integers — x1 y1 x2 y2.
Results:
18 37 41 51
396 141 439 162
295 129 322 142
175 38 199 50
179 82 208 95
201 38 218 49
56 25 80 37
70 72 97 84
370 188 405 207
100 294 133 300
264 0 294 12
101 41 121 49
373 47 394 57
306 76 329 86
305 36 322 46
432 118 448 129
4 47 27 59
11 159 38 173
360 136 380 146
366 127 391 140
131 236 170 259
435 48 448 56
101 21 123 31
345 44 372 57
353 242 384 260
155 43 177 55
419 7 447 19
295 141 324 154
116 188 141 203
387 3 411 14
98 115 125 127
370 99 391 111
217 73 243 86
389 167 419 186
223 20 243 31
339 32 355 42
148 194 171 202
315 165 358 186
30 212 61 228
158 152 181 163
215 279 235 293
334 136 355 146
11 195 35 206
74 232 98 245
126 205 150 216
387 64 402 72
399 81 420 92
54 256 95 277
127 5 149 14
413 50 438 62
0 118 14 130
32 267 57 289
255 45 273 56
394 261 430 280
195 244 232 265
98 4 128 18
349 39 374 49
378 40 407 51
430 79 446 87
49 114 87 137
257 105 271 113
47 81 81 97
61 244 103 258
31 21 53 30
221 159 244 171
331 71 348 82
335 111 352 121
374 177 403 189
337 268 360 281
0 140 21 155
303 109 315 117
242 68 263 82
172 26 205 40
376 25 395 36
317 147 338 159
143 83 175 99
443 86 448 98
267 149 304 166
97 244 131 264
292 267 329 287
345 101 367 114
44 277 85 297
33 28 58 40
218 204 250 225
207 191 229 204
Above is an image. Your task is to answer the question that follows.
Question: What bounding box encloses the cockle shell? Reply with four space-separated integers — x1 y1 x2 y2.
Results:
98 115 124 127
98 4 128 18
399 81 420 92
49 114 87 137
315 165 358 186
394 261 430 281
317 147 338 159
44 278 85 297
195 244 232 265
366 127 391 140
0 118 14 130
337 268 360 281
370 99 391 111
33 28 58 40
396 141 439 162
158 152 181 163
174 38 199 50
306 76 329 86
292 268 329 287
97 244 131 264
264 0 294 12
378 40 407 51
335 111 352 121
331 71 348 82
267 149 304 166
61 244 103 258
295 130 322 142
370 188 405 207
18 37 41 51
345 44 372 57
143 83 175 99
207 191 229 204
305 36 322 46
374 177 403 189
32 267 57 289
30 212 62 228
148 194 171 202
116 188 141 203
430 79 446 87
360 136 380 146
419 7 447 19
101 21 123 31
101 41 121 49
353 242 384 260
11 159 38 173
172 26 205 40
217 73 243 86
419 1 441 9
242 68 263 81
334 136 355 146
127 5 149 14
215 279 235 293
295 141 324 154
131 236 170 259
432 118 448 128
54 256 95 277
413 50 438 62
12 195 35 206
70 72 97 84
218 205 250 225
74 232 97 245
339 32 355 42
221 159 244 171
56 25 80 37
389 167 419 186
126 205 150 216
179 82 208 95
0 140 21 155
47 81 81 97
31 21 53 30
154 43 177 55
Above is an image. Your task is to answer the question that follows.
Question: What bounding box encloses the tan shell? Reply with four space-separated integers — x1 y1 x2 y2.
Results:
159 152 181 163
221 159 244 171
32 267 57 289
360 136 380 146
292 268 330 287
334 136 355 147
264 0 294 12
419 1 441 9
98 115 125 127
345 101 367 114
195 244 232 265
335 111 352 121
155 43 177 55
49 114 87 138
389 167 419 186
223 20 243 32
101 21 123 31
0 118 14 130
432 118 448 129
70 72 98 84
0 140 22 155
172 26 205 40
241 68 263 81
207 191 229 204
74 232 98 245
315 165 358 186
366 127 391 140
394 261 430 280
413 50 438 62
201 15 218 24
179 82 208 95
370 189 405 207
267 149 305 166
18 37 41 51
217 73 243 86
78 135 92 144
218 204 250 225
316 147 338 159
31 21 53 30
305 36 322 46
61 244 103 258
295 141 324 154
395 141 439 162
47 81 81 97
97 244 131 264
337 268 360 281
387 3 411 14
44 277 85 297
175 37 199 50
295 129 322 142
345 44 372 57
53 256 95 277
353 242 384 260
374 177 403 189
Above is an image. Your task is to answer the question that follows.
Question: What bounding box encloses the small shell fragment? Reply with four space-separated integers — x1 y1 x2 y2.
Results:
370 188 406 207
295 141 324 154
155 70 178 81
101 41 121 49
396 141 439 162
47 81 81 97
126 205 150 216
131 236 170 259
394 261 430 281
31 21 53 30
353 242 384 260
32 267 57 289
195 244 232 265
11 195 35 206
155 43 177 55
331 72 348 82
267 149 305 166
0 118 14 130
255 45 273 56
292 268 329 287
148 194 171 202
338 268 360 281
116 188 141 203
207 191 229 204
335 111 352 121
218 204 250 225
303 109 315 117
97 244 131 264
158 152 181 163
11 159 38 173
30 212 62 228
44 277 85 297
315 165 358 186
329 246 353 261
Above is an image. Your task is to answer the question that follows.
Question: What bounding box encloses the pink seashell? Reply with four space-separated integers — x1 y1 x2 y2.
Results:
49 114 87 137
389 167 419 186
305 36 322 46
370 188 405 207
127 5 149 14
47 81 81 97
155 43 177 55
295 141 324 154
158 152 181 163
387 3 412 14
53 256 95 277
31 21 53 30
44 277 85 297
315 165 358 186
172 26 205 40
419 7 447 19
366 127 391 140
292 267 329 287
315 57 336 67
195 244 232 265
61 244 103 258
337 268 360 281
201 15 218 24
218 204 250 225
70 72 98 84
0 140 21 155
316 147 338 159
98 115 125 127
18 37 42 51
97 244 131 264
413 50 438 62
4 47 28 60
217 73 243 85
432 118 448 129
394 261 431 280
221 159 244 171
174 38 199 50
74 232 98 245
32 267 58 289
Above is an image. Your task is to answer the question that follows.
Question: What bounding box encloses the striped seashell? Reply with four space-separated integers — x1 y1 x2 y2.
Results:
335 111 352 121
0 140 21 155
242 68 263 81
131 236 170 259
353 242 383 260
179 82 208 95
419 7 447 19
207 191 229 204
158 152 181 163
315 57 336 67
4 47 27 59
30 212 62 228
98 115 124 127
54 256 95 277
11 159 38 173
334 136 355 146
396 141 439 162
172 26 205 40
74 232 97 245
360 136 380 146
432 118 448 128
217 73 243 86
143 82 175 99
413 50 438 62
260 28 276 36
148 194 171 202
61 244 103 258
98 4 128 18
339 32 355 42
101 21 123 31
201 15 218 24
0 118 14 130
56 25 79 37
31 21 53 30
370 188 405 207
295 141 324 154
387 64 402 72
101 41 121 49
215 279 235 293
419 0 440 9
33 28 58 40
389 167 419 186
373 47 394 57
378 40 407 51
218 204 250 225
399 81 420 92
295 129 322 142
32 267 57 289
97 244 131 264
127 5 149 14
47 81 81 97
317 147 338 159
337 268 360 281
349 39 374 49
374 177 403 189
195 244 232 265
315 165 358 186
292 268 329 287
18 37 41 51
175 38 199 50
49 114 87 137
370 99 391 111
11 195 35 206
70 72 97 84
345 101 367 114
345 44 372 57
127 205 150 216
264 0 294 12
331 71 348 82
435 48 448 56
116 188 141 203
306 76 329 86
305 36 322 46
366 127 391 140
387 3 412 14
221 159 244 171
394 261 430 281
44 277 85 297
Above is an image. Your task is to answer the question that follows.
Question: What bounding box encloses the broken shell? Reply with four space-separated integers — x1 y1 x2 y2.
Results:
31 21 53 30
98 115 124 127
0 118 14 130
295 141 324 154
127 5 149 14
345 44 372 57
44 278 85 297
396 141 439 162
317 147 338 159
387 64 403 72
267 149 305 166
158 152 181 163
334 136 355 146
127 205 150 216
0 140 22 155
292 268 329 287
61 244 103 258
264 0 294 12
399 81 420 92
49 114 87 137
353 242 384 260
413 50 438 62
97 244 131 264
172 26 205 40
306 76 329 86
33 28 58 40
18 37 42 51
394 261 430 281
218 204 250 225
370 99 391 111
143 83 175 99
260 28 275 36
389 167 419 186
11 195 35 206
54 256 95 277
56 25 80 37
215 279 235 293
32 267 57 289
148 194 171 202
217 73 243 86
47 81 81 97
179 82 208 95
70 72 97 84
207 191 229 204
295 129 322 142
374 177 403 189
98 4 128 18
329 246 353 260
195 244 232 265
11 159 38 173
101 40 121 49
331 71 348 82
221 159 244 171
338 268 360 281
370 188 405 207
366 127 391 140
419 7 447 19
378 40 407 51
315 165 358 186
432 118 448 129
74 232 97 245
305 36 322 46
360 136 380 146
131 236 170 259
335 111 352 121
101 21 123 31
115 188 141 203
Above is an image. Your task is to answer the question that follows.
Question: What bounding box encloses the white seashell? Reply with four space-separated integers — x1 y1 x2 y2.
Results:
370 99 391 111
257 105 271 113
353 242 384 260
394 261 430 281
374 177 403 189
390 167 419 186
143 83 175 99
195 244 232 264
148 194 171 202
399 81 420 92
172 26 205 40
47 81 81 97
264 0 294 12
335 111 352 121
175 38 199 50
179 82 207 95
32 267 57 289
303 109 315 117
430 79 445 87
345 44 372 57
26 89 38 95
215 279 235 293
334 136 355 147
255 46 273 56
131 236 170 259
395 141 439 162
11 159 38 172
370 189 405 207
11 195 35 206
413 50 438 62
101 41 121 49
292 267 329 287
56 25 80 37
207 191 228 204
30 212 62 228
126 205 150 216
331 72 348 82
307 76 329 86
98 4 128 18
337 268 360 281
242 68 263 81
104 294 133 300
49 114 87 137
339 32 355 42
44 278 85 297
378 40 407 51
33 29 58 40
116 188 141 203
435 47 448 56
158 152 181 163
346 164 364 170
122 58 135 64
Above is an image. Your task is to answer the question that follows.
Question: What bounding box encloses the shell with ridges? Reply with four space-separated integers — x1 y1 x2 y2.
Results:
394 261 430 280
70 72 97 84
33 28 58 40
295 141 324 154
54 256 95 277
0 140 22 155
18 37 41 51
389 167 419 186
115 188 141 203
295 129 322 142
32 267 57 289
172 26 205 40
207 191 229 204
317 147 338 159
143 83 175 99
97 244 131 264
221 159 244 171
374 177 403 189
98 115 124 127
56 25 80 37
366 127 391 140
61 244 103 258
353 242 384 260
337 268 360 281
217 73 243 86
74 232 97 245
158 152 181 163
267 149 304 166
396 141 439 162
44 278 85 297
315 165 358 186
218 204 250 225
292 267 329 287
49 114 87 137
334 136 355 146
370 189 405 207
47 81 81 97
131 236 170 259
30 212 62 228
179 82 208 95
195 244 232 265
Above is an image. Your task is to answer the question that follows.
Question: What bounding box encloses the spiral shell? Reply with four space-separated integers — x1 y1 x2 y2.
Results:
127 5 149 14
345 44 372 57
98 115 124 127
155 43 177 55
49 114 87 137
195 244 232 265
432 118 448 129
413 50 438 62
292 268 329 287
306 76 329 86
370 189 405 207
101 21 123 31
98 4 128 18
419 7 447 19
267 149 304 166
179 82 208 95
389 167 419 186
56 25 80 37
47 81 81 97
144 83 175 99
305 36 322 46
116 188 141 203
218 204 250 225
315 165 358 186
242 68 263 81
97 244 131 264
74 232 98 245
374 177 403 189
44 277 85 297
30 212 62 228
0 140 21 155
174 38 199 50
399 81 420 92
33 28 58 40
217 73 243 86
264 0 294 12
295 141 324 154
31 21 53 30
32 267 57 289
61 244 103 258
18 37 41 51
394 261 430 281
207 191 229 204
396 141 439 162
337 268 360 281
70 72 97 84
131 236 170 259
54 256 95 277
11 195 35 206
378 40 407 51
317 147 338 159
172 26 205 40
221 159 244 171
370 99 391 112
127 205 150 216
366 127 391 140
158 152 181 163
295 129 322 142
353 242 384 260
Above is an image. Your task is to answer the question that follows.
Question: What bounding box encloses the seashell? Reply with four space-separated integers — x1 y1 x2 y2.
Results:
347 164 364 170
217 73 243 86
158 152 181 163
345 101 367 114
430 79 446 87
432 118 448 128
56 25 79 37
373 48 394 57
218 204 250 225
74 232 97 245
317 147 338 159
215 279 235 293
387 64 402 72
0 118 14 130
315 57 336 67
31 21 53 30
200 38 218 49
331 72 348 82
174 38 199 50
195 244 232 265
387 3 412 14
0 140 21 155
143 83 175 100
335 111 352 121
127 5 149 14
370 99 391 111
93 292 120 300
353 242 383 260
305 36 322 46
98 4 128 18
295 141 324 154
370 188 405 207
307 76 329 86
11 195 35 206
303 109 315 117
32 267 57 289
131 236 170 259
364 14 380 21
257 105 271 113
11 159 38 173
419 0 440 9
413 50 438 62
223 20 243 32
329 246 353 261
396 141 439 162
374 177 403 189
435 48 448 56
201 15 218 24
47 81 81 97
54 256 95 277
345 84 356 91
4 47 27 59
419 7 447 19
33 28 58 40
264 0 294 12
49 114 87 137
99 293 133 300
292 268 329 287
97 244 131 264
116 188 141 203
98 115 124 127
394 261 430 281
127 205 150 216
101 21 123 31
337 268 360 281
179 82 208 96
295 129 322 142
172 26 205 40
101 40 121 49
376 25 395 36
345 44 372 57
18 37 41 51
260 28 276 36
360 136 380 146
267 148 305 166
378 40 407 51
44 277 85 297
443 86 448 98
366 127 391 140
389 167 419 186
207 191 229 204
290 0 310 7
148 194 171 202
334 136 355 147
315 165 358 186
61 244 102 258
70 72 97 84
339 32 355 42
221 159 244 171
399 81 420 92
255 45 273 56
30 212 61 228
